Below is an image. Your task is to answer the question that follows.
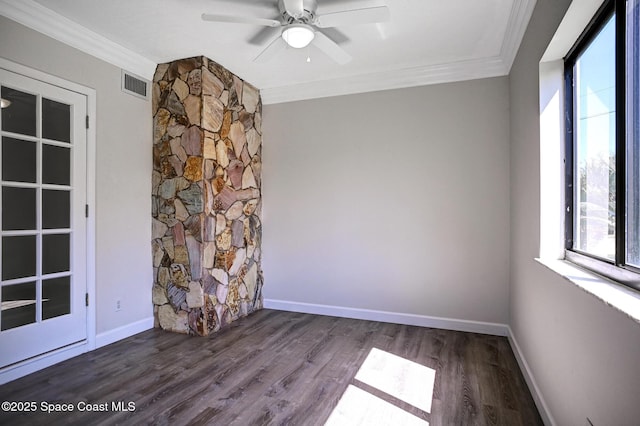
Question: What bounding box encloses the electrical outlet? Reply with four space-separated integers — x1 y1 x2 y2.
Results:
116 299 121 312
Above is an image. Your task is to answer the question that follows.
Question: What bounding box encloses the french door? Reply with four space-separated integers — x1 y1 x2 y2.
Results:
0 68 87 368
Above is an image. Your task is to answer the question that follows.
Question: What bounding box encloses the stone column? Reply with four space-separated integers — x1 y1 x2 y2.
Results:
151 56 263 335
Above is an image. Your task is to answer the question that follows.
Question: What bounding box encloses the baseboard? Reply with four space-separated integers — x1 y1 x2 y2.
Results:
264 299 509 336
263 300 554 421
1 317 154 385
507 327 555 426
95 316 155 349
0 341 89 385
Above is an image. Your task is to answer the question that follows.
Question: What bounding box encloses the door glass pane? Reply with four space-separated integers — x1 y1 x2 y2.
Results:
42 98 71 143
0 87 36 137
42 190 70 229
42 234 69 274
574 15 616 260
627 0 640 267
42 276 70 320
2 187 36 230
42 144 70 185
1 282 36 331
2 137 36 183
2 236 36 280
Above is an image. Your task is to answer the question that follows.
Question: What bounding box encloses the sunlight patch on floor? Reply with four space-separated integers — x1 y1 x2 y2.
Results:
324 385 429 426
355 347 435 413
325 348 435 425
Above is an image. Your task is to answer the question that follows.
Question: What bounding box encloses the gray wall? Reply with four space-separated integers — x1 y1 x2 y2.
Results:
509 0 640 424
262 77 511 324
0 16 153 334
5 4 639 423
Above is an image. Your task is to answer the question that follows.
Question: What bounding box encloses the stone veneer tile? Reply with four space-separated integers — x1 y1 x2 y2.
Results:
246 128 261 158
184 156 203 182
173 222 185 246
187 281 204 308
229 122 246 158
158 304 189 333
242 84 259 114
202 96 224 132
154 109 171 141
227 160 243 189
254 112 262 134
240 145 251 167
214 186 236 211
172 77 189 101
181 126 202 157
184 95 202 126
178 184 203 215
241 166 257 189
211 268 228 285
231 220 245 248
203 241 216 269
229 248 246 276
163 91 185 117
215 214 226 236
239 110 253 130
170 138 188 163
170 263 189 288
168 155 184 177
187 69 202 96
204 160 215 180
244 263 258 300
203 215 216 242
203 136 216 160
174 199 189 222
215 139 230 168
202 67 224 97
216 227 232 251
152 219 168 239
152 56 263 336
225 201 244 221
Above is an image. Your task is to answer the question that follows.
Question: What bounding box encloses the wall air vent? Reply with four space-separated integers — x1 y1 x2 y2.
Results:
121 70 149 100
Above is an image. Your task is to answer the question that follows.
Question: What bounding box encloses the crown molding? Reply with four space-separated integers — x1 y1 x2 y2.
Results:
0 0 156 80
262 0 536 104
261 55 508 104
500 0 537 72
0 0 535 104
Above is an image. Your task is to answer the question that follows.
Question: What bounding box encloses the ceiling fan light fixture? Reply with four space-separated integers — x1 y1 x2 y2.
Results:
282 24 315 48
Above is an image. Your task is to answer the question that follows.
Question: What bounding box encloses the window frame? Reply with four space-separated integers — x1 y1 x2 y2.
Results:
564 0 640 292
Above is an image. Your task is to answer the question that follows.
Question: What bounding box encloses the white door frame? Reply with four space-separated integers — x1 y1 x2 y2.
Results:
0 57 96 385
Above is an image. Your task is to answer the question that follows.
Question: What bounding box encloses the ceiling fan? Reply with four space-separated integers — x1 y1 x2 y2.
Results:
201 0 390 64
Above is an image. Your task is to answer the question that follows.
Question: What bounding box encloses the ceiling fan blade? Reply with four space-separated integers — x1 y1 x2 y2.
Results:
316 6 390 28
254 36 287 63
282 0 304 18
201 13 281 27
312 31 352 64
248 26 282 46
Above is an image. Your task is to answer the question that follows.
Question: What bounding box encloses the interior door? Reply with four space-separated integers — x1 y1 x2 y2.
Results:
0 68 87 368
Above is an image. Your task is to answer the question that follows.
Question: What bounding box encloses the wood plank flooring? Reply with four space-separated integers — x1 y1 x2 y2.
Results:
0 309 542 425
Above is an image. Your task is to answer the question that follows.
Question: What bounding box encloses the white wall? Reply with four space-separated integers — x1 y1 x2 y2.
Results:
509 0 640 424
0 16 153 335
262 77 511 324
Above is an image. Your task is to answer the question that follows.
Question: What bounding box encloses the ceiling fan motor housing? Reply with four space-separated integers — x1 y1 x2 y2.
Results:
278 0 318 24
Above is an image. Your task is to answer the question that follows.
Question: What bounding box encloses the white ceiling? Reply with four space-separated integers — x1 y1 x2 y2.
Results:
0 0 535 103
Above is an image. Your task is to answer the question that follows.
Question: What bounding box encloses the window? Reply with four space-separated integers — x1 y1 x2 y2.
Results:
565 0 640 291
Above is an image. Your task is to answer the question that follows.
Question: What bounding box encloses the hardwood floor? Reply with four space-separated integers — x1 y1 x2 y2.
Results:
0 309 542 425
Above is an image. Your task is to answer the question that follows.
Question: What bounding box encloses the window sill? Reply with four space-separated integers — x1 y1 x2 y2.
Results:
535 258 640 324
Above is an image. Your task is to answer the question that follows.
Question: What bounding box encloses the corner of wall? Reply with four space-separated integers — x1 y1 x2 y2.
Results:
151 56 264 336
